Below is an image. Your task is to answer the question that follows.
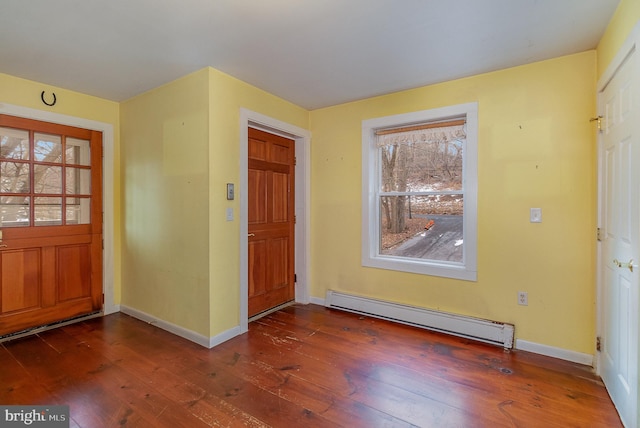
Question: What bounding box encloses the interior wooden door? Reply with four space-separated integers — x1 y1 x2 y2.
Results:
598 47 639 427
248 127 295 317
0 114 103 336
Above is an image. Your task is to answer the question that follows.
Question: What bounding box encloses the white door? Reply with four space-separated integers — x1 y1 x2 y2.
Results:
598 44 639 428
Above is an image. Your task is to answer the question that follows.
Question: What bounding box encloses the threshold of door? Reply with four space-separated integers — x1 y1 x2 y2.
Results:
0 311 103 344
249 301 295 323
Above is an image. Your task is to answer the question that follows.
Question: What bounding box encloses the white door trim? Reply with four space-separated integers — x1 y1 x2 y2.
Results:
239 109 311 333
0 102 116 315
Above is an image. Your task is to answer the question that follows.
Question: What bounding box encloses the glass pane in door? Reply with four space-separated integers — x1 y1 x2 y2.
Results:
34 133 62 163
65 167 91 195
34 196 62 226
65 138 91 166
33 165 62 194
0 195 30 227
1 127 29 160
1 161 30 193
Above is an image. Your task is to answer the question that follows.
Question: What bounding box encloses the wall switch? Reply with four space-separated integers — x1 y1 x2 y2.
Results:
530 208 542 223
226 207 234 221
518 291 528 306
226 183 235 200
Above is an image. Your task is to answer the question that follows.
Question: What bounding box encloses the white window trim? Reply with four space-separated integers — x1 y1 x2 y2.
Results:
361 102 478 281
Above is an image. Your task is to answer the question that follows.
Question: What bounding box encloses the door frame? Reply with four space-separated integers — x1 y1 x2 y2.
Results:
0 103 116 316
239 109 311 333
595 21 640 423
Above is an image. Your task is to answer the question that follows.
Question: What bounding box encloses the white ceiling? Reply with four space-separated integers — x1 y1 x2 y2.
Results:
0 0 620 110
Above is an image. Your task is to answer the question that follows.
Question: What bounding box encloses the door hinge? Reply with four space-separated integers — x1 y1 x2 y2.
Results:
294 274 297 283
596 336 602 352
294 156 297 166
596 227 603 242
102 293 105 304
590 116 603 132
294 215 297 224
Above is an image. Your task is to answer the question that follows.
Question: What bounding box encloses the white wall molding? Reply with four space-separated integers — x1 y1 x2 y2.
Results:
120 305 241 349
516 339 594 366
309 296 326 306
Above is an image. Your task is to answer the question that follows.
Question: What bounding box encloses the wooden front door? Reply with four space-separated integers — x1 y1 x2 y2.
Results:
0 115 103 336
248 127 295 317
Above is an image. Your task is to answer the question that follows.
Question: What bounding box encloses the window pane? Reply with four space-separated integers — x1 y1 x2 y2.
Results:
33 165 62 194
380 139 464 192
1 127 29 160
1 161 30 193
380 195 464 263
34 196 62 226
66 138 91 166
0 196 29 227
34 133 62 163
66 197 90 224
65 167 91 195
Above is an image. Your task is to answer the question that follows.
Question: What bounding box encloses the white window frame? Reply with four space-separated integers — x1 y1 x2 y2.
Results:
361 102 478 281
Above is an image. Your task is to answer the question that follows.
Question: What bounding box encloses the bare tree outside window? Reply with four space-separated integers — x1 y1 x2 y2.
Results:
378 122 465 262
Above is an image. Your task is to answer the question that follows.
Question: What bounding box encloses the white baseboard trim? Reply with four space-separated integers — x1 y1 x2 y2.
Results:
516 339 594 366
104 304 121 315
309 296 326 306
119 305 242 349
208 325 243 349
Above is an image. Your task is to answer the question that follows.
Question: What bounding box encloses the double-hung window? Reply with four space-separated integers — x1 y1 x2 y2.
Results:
361 102 478 281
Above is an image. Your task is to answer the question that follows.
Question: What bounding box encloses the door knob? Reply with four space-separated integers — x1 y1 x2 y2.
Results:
613 259 637 273
248 233 255 237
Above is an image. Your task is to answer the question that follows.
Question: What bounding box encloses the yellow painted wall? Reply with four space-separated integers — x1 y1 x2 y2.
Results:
206 68 308 335
0 72 122 303
597 0 640 78
309 52 597 353
120 67 308 338
120 69 211 335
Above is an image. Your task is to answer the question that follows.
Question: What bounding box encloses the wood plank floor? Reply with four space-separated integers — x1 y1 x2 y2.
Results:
0 304 622 427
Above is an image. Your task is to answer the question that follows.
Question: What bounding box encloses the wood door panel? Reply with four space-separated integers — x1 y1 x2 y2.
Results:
1 249 40 313
57 244 92 302
269 236 290 288
248 239 267 297
248 169 267 225
271 142 290 164
248 128 295 317
0 299 94 336
272 172 289 223
248 137 267 161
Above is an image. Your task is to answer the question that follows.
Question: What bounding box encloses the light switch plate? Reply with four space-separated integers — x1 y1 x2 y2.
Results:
226 183 234 200
226 207 234 221
530 208 542 223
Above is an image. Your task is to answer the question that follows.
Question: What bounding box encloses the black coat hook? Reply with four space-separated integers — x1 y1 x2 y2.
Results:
41 91 57 106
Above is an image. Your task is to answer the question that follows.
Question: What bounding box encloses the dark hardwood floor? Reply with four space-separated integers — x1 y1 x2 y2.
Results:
0 304 622 427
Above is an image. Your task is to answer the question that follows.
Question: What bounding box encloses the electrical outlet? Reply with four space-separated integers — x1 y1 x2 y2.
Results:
518 291 528 306
530 208 542 223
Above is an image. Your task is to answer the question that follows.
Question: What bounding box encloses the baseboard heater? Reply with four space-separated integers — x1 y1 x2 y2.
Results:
325 290 514 349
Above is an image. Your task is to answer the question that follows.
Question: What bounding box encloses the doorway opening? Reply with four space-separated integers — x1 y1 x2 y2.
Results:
239 109 310 332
